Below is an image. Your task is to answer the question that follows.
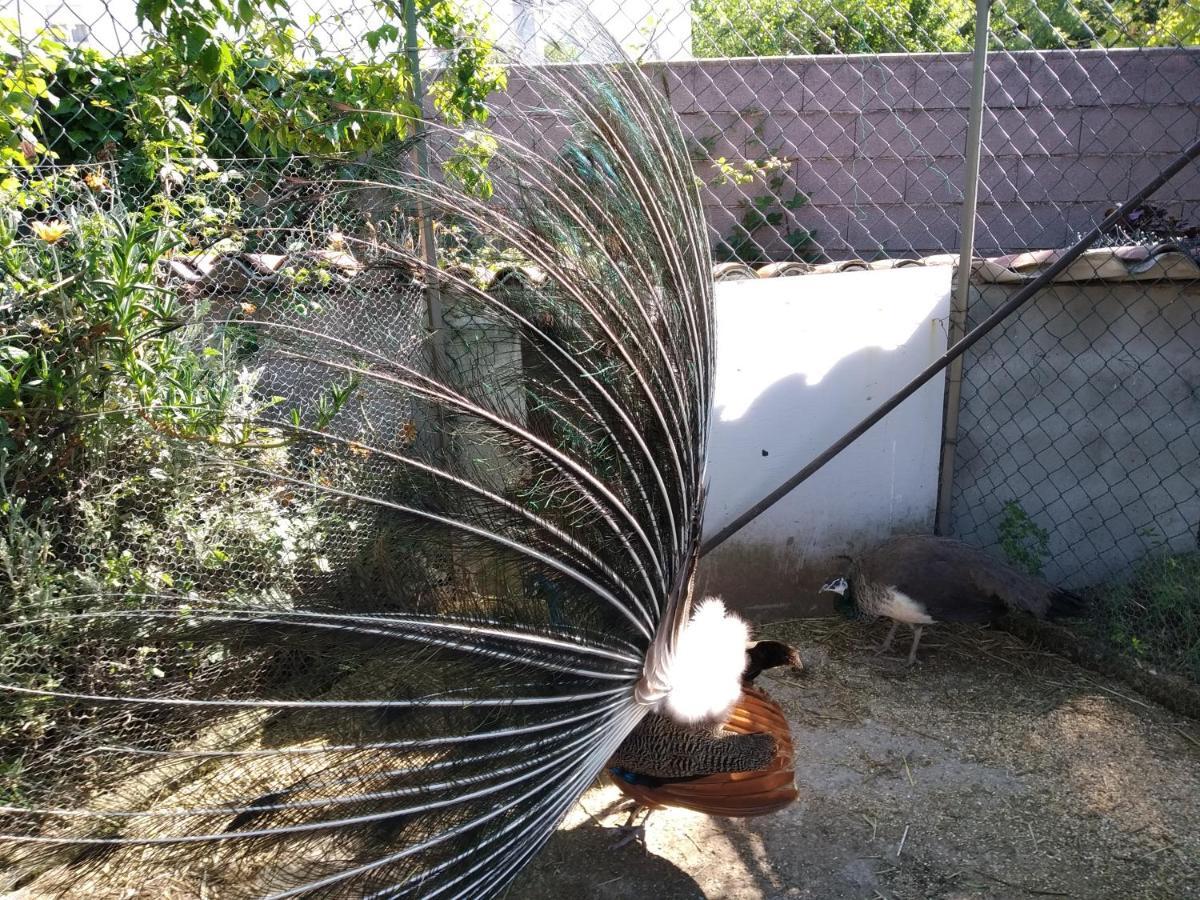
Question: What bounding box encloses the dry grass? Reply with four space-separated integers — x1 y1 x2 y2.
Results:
5 617 1199 899
519 617 1200 899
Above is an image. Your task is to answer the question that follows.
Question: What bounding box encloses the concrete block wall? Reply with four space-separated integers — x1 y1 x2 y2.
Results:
492 47 1200 261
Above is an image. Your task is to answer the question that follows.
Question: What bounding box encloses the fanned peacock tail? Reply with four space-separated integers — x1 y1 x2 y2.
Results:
0 7 713 898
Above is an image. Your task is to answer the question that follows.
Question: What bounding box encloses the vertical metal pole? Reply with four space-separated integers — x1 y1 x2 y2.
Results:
403 0 462 582
404 0 450 382
935 0 992 536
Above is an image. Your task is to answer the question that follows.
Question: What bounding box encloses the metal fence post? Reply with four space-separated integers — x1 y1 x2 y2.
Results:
934 0 992 536
403 0 450 384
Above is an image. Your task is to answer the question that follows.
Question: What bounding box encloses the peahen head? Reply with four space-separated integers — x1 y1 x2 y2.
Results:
821 554 859 619
821 576 848 596
820 576 855 617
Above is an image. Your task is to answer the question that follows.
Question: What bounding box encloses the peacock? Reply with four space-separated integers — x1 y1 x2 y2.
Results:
607 624 801 845
0 8 800 897
821 534 1087 664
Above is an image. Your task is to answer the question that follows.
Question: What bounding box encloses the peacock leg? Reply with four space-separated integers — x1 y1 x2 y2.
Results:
876 620 900 654
906 625 925 666
608 804 652 849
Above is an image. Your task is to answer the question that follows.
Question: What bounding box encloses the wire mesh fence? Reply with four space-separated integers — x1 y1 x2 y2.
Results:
9 0 1200 265
948 253 1200 682
4 4 1200 896
2 0 1199 683
516 0 1200 263
2 44 722 893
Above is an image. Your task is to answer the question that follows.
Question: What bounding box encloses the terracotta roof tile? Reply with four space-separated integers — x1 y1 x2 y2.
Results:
160 242 1199 299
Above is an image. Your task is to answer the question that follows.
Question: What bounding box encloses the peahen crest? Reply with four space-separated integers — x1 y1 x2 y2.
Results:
0 6 716 897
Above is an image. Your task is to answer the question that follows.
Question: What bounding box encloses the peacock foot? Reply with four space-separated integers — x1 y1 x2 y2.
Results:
606 804 651 850
606 822 647 850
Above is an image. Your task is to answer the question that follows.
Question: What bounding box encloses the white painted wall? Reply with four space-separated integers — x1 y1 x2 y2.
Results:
701 265 952 618
493 0 692 62
12 0 141 52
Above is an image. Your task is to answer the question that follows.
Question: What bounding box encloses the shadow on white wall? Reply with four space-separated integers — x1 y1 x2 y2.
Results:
702 265 952 618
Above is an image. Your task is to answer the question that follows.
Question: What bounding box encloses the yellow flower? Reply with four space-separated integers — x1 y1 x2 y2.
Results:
83 170 109 192
31 220 70 244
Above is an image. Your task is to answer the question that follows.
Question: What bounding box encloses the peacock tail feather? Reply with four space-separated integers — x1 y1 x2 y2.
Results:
0 9 713 898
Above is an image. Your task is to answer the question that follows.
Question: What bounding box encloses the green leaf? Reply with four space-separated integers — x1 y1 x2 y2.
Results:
182 24 207 59
196 41 222 75
137 0 169 29
740 210 767 231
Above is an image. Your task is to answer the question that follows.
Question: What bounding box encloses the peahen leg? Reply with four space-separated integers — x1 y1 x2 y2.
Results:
906 625 925 666
877 620 900 654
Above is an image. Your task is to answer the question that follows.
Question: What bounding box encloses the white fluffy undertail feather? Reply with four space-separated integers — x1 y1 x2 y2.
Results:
648 597 750 726
881 587 936 625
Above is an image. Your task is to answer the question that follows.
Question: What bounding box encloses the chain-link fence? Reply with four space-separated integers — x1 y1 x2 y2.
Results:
486 0 1200 263
4 4 1200 895
12 0 1200 265
3 0 1199 679
948 252 1200 682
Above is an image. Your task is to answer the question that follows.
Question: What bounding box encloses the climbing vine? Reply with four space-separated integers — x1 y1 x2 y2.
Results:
1 0 505 186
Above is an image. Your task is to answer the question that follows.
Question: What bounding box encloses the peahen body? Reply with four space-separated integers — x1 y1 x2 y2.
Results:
822 534 1086 664
1 9 798 897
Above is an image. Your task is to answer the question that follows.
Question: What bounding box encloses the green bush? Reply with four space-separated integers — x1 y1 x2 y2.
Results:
1091 552 1200 681
0 172 342 770
690 0 1198 57
691 0 974 56
0 0 505 801
0 169 235 493
2 1 504 183
996 500 1050 578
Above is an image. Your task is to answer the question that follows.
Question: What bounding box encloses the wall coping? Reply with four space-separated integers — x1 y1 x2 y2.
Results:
161 241 1199 299
715 243 1200 284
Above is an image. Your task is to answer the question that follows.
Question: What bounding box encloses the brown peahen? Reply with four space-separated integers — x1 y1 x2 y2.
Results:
0 7 799 897
822 534 1086 664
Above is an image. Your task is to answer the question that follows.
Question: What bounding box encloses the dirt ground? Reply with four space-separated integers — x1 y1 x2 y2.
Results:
513 619 1200 900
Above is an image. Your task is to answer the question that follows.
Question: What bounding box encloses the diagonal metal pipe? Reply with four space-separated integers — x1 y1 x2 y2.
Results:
699 135 1200 559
